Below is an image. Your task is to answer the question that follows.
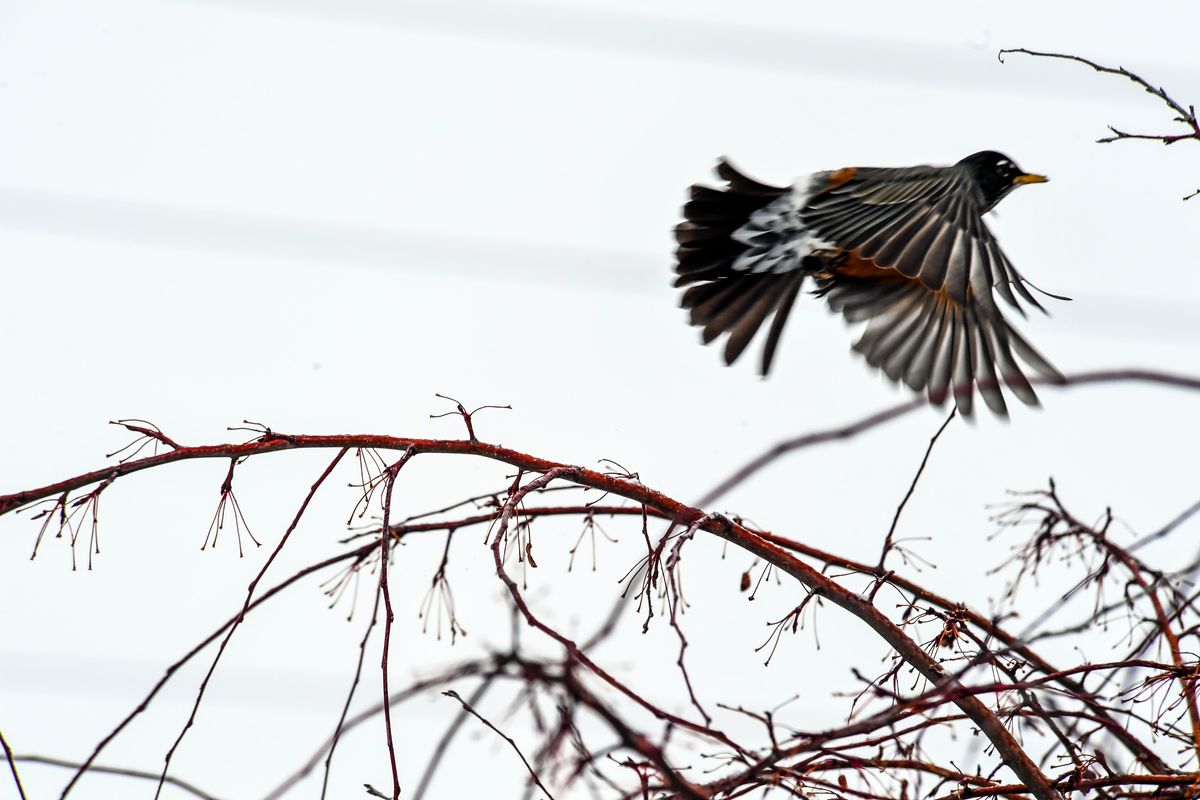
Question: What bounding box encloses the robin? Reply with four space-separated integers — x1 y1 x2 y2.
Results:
673 151 1064 416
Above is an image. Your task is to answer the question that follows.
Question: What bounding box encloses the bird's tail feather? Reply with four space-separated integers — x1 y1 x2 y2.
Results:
675 160 804 375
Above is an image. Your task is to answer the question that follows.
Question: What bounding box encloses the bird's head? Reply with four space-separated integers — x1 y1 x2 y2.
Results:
958 150 1048 212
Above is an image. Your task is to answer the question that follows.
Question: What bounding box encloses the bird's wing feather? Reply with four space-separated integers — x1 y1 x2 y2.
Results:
822 252 1061 417
801 165 1042 312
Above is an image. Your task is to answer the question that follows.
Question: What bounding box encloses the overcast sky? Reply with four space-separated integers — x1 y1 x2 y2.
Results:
2 2 1199 798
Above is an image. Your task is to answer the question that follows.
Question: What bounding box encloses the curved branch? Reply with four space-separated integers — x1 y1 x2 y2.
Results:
6 369 1199 519
8 368 1199 799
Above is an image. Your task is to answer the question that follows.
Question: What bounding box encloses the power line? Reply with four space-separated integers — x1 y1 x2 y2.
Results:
0 186 657 293
0 185 1195 346
176 0 1198 100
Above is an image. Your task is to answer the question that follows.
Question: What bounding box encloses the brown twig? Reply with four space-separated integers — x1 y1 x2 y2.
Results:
442 689 556 800
933 773 1200 800
999 49 1199 144
106 418 182 461
999 48 1199 200
1 729 27 800
56 542 373 799
15 755 221 800
431 393 511 443
153 448 347 799
320 583 383 800
263 659 497 800
878 408 956 569
413 677 498 800
376 447 416 800
693 370 1200 509
201 458 260 556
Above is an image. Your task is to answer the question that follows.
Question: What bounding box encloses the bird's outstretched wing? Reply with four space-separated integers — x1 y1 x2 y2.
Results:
801 165 1043 312
799 165 1061 416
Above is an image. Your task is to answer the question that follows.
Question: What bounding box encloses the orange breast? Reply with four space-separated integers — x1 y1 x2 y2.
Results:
837 251 903 280
826 250 970 303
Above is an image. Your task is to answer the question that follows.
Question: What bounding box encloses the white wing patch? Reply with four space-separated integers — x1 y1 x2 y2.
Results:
729 175 834 273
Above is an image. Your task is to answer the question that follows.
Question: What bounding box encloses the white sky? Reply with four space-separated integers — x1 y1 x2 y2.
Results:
2 2 1199 798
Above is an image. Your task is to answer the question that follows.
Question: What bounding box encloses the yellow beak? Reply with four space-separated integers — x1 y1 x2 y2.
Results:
1013 173 1049 185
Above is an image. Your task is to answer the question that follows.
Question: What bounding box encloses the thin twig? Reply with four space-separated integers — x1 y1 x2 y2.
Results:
690 370 1200 509
878 408 956 569
263 660 495 800
431 394 511 443
998 48 1198 200
16 755 221 800
442 690 556 800
998 48 1199 142
320 584 383 800
412 677 497 800
377 448 416 800
58 545 373 799
153 449 348 799
1130 498 1200 553
1 729 27 800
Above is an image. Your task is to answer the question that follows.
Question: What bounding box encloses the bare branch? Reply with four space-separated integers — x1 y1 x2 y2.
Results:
263 659 497 800
999 48 1199 142
999 48 1198 200
320 584 383 800
431 393 512 443
442 689 556 800
376 448 416 800
16 755 220 800
878 408 956 569
695 369 1200 507
0 729 27 800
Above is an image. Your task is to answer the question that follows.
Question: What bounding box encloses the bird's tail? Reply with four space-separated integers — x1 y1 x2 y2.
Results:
673 160 806 375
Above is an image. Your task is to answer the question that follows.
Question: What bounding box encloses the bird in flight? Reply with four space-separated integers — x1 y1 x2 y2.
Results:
673 151 1063 416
